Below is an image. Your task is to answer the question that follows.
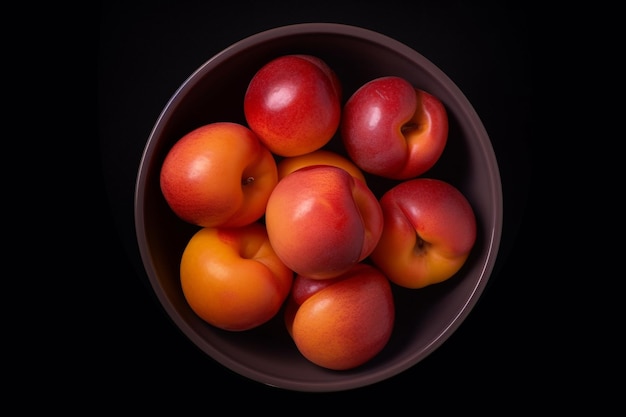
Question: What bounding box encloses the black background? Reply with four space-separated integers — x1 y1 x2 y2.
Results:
97 0 533 406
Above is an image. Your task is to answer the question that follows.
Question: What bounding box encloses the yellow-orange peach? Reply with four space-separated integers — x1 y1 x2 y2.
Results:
160 122 278 228
284 263 395 370
276 149 366 183
180 223 294 331
265 165 383 279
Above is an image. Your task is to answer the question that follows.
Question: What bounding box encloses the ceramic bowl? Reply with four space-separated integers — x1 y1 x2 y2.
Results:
135 22 502 392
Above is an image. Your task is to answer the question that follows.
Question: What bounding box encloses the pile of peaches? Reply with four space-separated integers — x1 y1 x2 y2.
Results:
159 54 477 371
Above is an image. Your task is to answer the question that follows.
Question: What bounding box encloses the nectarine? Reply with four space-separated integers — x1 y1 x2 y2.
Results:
180 223 294 331
265 165 383 279
244 54 342 157
276 149 367 183
370 178 476 289
284 263 395 370
160 122 278 228
341 76 448 180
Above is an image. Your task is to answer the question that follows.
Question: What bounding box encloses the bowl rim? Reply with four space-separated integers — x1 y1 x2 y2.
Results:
135 22 503 392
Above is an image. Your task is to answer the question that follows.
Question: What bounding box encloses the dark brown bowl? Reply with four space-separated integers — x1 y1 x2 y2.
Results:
135 22 502 392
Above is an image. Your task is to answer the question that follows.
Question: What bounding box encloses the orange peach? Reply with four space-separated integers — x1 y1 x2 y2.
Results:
276 149 367 183
284 263 395 370
265 165 383 279
180 223 294 331
160 122 278 228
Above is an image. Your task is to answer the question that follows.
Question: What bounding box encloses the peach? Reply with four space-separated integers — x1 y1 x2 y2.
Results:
370 178 477 289
265 165 383 279
276 149 367 183
341 76 448 180
244 54 342 157
160 122 278 228
284 263 395 370
180 223 294 331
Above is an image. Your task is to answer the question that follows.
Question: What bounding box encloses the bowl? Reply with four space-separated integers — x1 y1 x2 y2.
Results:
135 22 503 392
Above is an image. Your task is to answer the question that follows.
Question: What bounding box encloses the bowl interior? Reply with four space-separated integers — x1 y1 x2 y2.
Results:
135 23 502 392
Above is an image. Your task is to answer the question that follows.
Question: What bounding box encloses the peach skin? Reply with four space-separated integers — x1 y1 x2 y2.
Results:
265 165 383 279
160 122 278 228
370 178 477 289
180 222 294 331
244 54 342 157
341 76 448 180
276 149 367 183
284 263 395 370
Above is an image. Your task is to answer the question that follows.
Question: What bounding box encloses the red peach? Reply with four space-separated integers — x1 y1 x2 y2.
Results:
244 54 342 157
341 76 448 180
265 165 383 279
370 178 477 289
160 122 278 227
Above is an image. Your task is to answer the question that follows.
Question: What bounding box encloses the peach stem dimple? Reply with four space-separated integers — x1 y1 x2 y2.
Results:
401 121 419 135
242 176 255 186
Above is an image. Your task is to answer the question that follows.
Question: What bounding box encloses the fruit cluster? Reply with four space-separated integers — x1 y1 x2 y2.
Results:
159 54 477 371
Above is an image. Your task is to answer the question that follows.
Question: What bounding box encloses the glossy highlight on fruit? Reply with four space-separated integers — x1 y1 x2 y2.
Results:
265 165 383 279
159 122 278 228
341 76 448 180
244 54 342 157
